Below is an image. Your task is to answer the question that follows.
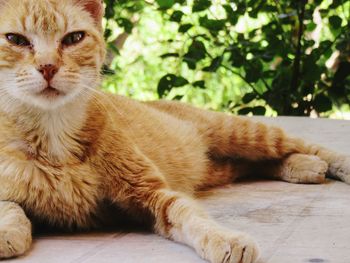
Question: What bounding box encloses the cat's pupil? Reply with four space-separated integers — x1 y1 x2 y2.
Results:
5 33 31 47
62 31 85 46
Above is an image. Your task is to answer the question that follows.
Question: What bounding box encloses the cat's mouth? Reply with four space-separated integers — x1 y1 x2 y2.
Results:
37 86 64 98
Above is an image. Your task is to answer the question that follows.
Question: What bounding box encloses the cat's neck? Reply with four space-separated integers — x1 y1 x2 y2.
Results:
1 95 91 160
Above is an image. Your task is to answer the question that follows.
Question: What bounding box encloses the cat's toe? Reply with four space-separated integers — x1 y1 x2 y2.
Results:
199 230 259 263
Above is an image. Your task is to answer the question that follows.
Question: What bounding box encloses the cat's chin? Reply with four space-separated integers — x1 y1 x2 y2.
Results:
1 83 89 112
37 86 64 98
28 88 80 111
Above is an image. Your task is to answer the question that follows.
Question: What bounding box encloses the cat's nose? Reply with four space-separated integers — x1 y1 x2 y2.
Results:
38 64 58 82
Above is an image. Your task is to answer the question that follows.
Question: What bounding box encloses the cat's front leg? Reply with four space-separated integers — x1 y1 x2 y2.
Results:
150 190 260 263
109 182 258 263
102 137 259 263
0 201 32 259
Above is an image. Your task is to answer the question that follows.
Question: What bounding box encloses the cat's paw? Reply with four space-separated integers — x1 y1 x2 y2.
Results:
197 230 259 263
329 155 350 184
280 154 328 184
0 229 31 259
0 202 32 259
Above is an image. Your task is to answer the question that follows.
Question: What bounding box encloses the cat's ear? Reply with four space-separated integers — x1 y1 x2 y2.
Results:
75 0 104 26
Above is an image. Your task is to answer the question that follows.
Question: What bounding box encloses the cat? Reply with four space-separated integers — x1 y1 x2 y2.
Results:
0 0 349 262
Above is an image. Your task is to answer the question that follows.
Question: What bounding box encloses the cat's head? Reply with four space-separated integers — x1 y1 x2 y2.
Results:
0 0 106 110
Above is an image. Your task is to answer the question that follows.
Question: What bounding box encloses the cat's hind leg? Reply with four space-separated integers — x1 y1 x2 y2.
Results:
0 201 32 259
204 116 350 185
204 154 328 187
147 100 350 184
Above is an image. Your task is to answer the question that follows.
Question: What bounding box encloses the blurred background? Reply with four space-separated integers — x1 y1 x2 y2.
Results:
102 0 350 119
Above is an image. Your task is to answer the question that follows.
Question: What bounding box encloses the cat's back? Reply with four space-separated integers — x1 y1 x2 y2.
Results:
97 93 203 145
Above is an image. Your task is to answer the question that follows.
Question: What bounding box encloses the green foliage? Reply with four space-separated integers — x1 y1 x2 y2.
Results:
103 0 350 117
158 74 189 97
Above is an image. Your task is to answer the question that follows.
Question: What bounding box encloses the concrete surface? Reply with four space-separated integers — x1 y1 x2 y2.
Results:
3 117 350 263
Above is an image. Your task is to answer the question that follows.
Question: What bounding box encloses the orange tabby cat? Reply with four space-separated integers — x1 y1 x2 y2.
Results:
0 0 349 262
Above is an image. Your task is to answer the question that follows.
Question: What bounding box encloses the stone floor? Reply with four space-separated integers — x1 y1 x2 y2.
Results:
3 117 350 263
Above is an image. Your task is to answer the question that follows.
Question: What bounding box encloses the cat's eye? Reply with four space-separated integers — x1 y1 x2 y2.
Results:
62 31 86 47
5 33 31 47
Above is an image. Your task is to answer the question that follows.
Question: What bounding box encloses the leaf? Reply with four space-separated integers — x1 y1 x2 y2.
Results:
157 74 189 97
245 59 263 83
104 28 113 39
252 106 266 115
188 41 207 59
329 16 342 29
156 0 175 9
330 62 350 99
303 54 323 82
242 93 257 104
203 56 223 72
271 67 292 91
313 94 332 113
183 40 207 69
192 0 211 12
199 15 226 32
229 48 246 67
117 18 134 33
104 2 115 19
160 53 180 58
183 58 197 69
261 53 274 62
262 4 277 12
263 70 276 78
170 10 184 22
173 76 189 87
319 40 332 51
330 0 345 8
235 2 246 15
158 74 175 98
333 62 350 83
192 80 206 89
304 40 316 48
336 39 348 51
179 23 193 33
306 22 317 32
173 95 184 100
238 107 253 115
223 4 239 25
101 64 116 75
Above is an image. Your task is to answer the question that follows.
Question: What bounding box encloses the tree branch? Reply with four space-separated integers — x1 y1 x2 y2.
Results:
221 64 265 100
290 0 307 93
